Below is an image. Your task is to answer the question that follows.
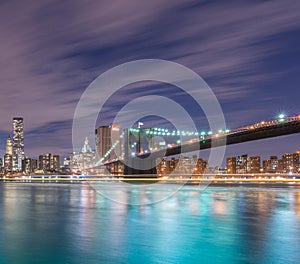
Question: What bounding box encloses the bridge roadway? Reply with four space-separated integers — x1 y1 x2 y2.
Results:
138 118 300 158
106 117 300 175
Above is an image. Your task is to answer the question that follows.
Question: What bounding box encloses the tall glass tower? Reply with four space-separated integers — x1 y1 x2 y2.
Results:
12 117 24 172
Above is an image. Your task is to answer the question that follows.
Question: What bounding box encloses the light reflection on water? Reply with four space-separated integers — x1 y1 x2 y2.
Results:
0 183 300 264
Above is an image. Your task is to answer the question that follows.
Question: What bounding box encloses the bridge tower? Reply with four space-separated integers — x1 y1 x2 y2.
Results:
123 128 158 176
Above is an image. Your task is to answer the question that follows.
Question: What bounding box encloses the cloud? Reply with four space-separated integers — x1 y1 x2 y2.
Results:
0 0 300 158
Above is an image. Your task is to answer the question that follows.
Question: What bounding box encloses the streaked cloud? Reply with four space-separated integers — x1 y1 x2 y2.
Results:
0 0 299 158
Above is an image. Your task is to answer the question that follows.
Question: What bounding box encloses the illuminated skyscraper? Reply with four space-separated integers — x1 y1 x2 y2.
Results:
236 155 248 174
282 153 299 173
262 156 282 173
227 155 261 174
12 117 24 172
4 135 13 172
39 153 60 172
70 137 96 174
6 135 13 155
247 156 261 173
226 157 236 174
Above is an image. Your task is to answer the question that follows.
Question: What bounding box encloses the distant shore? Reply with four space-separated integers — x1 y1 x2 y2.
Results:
1 175 300 186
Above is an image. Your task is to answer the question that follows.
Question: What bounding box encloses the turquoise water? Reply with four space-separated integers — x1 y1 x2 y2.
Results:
0 183 300 264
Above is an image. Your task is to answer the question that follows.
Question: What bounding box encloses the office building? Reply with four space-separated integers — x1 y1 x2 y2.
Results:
4 135 13 172
236 155 248 174
227 155 261 174
226 157 236 174
282 153 299 173
247 156 261 173
4 154 12 172
31 159 38 172
63 158 71 169
156 156 208 175
12 117 24 172
6 135 13 155
70 137 96 174
39 154 60 172
95 124 121 162
262 156 283 173
22 157 32 174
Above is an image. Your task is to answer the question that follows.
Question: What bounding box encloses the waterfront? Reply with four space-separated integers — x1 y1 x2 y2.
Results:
0 183 300 263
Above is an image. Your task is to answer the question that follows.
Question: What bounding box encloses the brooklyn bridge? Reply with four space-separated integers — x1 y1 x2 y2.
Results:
99 114 300 176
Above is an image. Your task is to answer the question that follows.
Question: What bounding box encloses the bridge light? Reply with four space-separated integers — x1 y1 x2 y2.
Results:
208 131 212 135
278 114 285 119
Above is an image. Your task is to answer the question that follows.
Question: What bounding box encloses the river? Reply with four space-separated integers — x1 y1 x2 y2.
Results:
0 182 299 264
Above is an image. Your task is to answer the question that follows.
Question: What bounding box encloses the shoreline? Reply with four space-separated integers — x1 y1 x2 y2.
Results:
1 176 300 187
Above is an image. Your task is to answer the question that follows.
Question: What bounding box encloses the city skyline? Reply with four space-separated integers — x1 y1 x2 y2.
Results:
2 113 300 162
0 115 299 174
1 2 300 264
0 1 300 160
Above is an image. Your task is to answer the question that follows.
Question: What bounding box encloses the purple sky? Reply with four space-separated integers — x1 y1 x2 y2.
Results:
0 0 300 161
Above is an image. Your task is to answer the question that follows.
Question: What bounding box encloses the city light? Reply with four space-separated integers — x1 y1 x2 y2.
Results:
1 112 300 176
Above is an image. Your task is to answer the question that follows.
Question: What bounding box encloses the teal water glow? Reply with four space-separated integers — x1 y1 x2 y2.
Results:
0 183 300 264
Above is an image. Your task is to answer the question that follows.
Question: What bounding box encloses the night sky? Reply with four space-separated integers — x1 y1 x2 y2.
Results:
0 0 299 162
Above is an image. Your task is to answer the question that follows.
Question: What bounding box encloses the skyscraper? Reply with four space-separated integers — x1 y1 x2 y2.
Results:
247 156 261 173
6 135 13 155
95 124 121 162
4 135 13 172
70 137 96 174
22 156 32 174
282 153 299 173
226 157 236 174
39 153 60 172
12 117 24 172
227 155 261 174
236 155 248 174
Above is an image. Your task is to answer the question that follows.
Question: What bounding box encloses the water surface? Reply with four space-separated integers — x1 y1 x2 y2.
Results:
0 183 300 264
